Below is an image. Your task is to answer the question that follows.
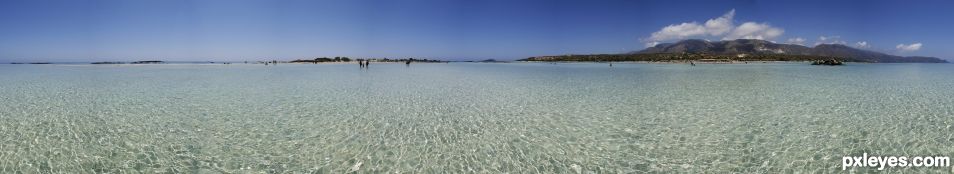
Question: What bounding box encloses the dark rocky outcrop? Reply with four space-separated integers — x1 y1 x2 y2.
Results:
811 59 844 66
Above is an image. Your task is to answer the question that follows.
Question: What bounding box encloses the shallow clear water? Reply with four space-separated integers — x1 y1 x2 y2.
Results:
1 63 952 173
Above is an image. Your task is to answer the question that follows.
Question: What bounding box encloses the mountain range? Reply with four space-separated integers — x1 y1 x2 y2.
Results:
634 39 947 63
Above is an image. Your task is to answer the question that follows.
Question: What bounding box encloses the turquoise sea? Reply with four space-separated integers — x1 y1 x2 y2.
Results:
1 63 952 173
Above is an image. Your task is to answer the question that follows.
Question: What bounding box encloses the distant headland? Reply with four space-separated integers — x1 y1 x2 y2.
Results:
520 39 948 63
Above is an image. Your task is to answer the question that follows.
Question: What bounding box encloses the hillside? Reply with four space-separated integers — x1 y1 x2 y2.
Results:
521 39 947 63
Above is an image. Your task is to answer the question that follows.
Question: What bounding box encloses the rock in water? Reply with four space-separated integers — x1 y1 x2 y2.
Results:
811 59 844 66
349 161 363 173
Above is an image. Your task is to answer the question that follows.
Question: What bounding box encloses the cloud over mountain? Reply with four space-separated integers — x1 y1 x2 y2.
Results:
896 43 922 52
644 9 784 47
855 41 870 49
646 10 734 42
786 37 806 46
723 22 784 40
814 36 846 46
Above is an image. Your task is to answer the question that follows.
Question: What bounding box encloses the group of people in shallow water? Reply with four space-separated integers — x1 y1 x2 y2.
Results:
358 59 413 68
358 60 370 68
263 60 278 66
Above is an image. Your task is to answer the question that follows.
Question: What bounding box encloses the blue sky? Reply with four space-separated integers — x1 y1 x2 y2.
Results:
1 0 952 62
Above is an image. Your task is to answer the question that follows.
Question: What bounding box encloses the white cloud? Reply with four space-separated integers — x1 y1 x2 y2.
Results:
645 41 660 48
786 37 806 46
647 9 735 42
703 9 735 36
855 41 870 49
643 9 786 47
896 43 922 52
648 22 708 42
723 22 784 40
818 36 840 41
814 35 846 46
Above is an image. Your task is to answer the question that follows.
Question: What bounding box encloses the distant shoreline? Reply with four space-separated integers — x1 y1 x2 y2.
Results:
5 61 446 65
7 60 949 65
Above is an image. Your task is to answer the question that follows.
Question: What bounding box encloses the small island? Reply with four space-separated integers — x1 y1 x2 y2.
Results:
290 57 353 63
131 61 164 64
